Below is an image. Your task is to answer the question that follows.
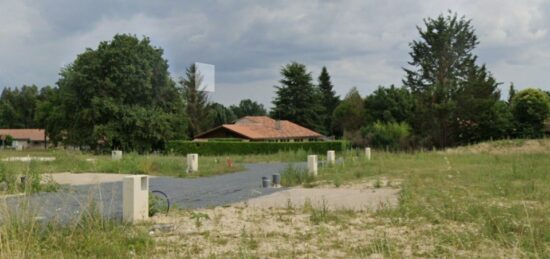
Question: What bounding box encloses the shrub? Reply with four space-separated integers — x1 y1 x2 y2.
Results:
166 140 348 156
280 164 314 187
511 88 550 138
362 122 411 150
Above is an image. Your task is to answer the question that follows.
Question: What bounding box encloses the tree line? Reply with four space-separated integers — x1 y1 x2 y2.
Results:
1 12 549 152
268 12 550 149
0 35 266 152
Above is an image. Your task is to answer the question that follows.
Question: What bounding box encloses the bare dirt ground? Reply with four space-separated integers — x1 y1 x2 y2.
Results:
240 185 399 211
149 183 407 258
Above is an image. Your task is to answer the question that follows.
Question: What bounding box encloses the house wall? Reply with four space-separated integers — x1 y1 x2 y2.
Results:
11 139 46 150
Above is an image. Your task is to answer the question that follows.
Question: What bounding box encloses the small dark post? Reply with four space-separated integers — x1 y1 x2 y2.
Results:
272 174 280 187
262 176 269 188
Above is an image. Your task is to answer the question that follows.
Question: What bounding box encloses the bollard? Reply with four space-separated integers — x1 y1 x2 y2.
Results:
112 150 123 160
186 153 198 173
226 157 233 168
262 176 269 188
272 173 281 187
123 175 149 223
307 155 318 176
365 147 371 161
327 150 336 165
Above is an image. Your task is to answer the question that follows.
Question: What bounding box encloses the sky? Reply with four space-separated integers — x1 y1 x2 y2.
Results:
1 0 549 108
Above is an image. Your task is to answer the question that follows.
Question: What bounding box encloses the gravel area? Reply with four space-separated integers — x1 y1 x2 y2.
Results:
1 163 301 222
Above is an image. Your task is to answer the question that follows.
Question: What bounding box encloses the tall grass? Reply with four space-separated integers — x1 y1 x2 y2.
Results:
0 198 154 258
280 164 314 187
312 148 550 257
0 150 245 194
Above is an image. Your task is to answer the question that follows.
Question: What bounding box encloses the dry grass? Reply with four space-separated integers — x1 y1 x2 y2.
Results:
1 139 550 257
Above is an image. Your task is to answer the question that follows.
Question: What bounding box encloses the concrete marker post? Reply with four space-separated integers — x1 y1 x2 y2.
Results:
327 150 336 165
307 155 318 176
186 153 198 173
365 147 371 161
112 150 123 160
123 175 149 223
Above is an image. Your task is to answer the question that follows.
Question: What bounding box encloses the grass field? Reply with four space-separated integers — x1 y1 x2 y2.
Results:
1 139 549 257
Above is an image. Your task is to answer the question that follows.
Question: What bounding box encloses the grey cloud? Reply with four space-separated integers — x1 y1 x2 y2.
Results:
1 0 549 107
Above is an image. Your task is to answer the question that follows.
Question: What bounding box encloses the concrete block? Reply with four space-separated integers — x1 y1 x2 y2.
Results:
187 153 198 173
365 147 371 161
123 175 149 223
307 155 318 176
327 150 335 165
112 150 123 160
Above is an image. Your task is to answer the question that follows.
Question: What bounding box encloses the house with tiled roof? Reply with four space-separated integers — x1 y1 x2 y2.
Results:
0 129 48 149
195 116 324 142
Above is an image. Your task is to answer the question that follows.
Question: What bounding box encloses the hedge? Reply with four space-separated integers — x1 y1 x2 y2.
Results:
166 140 349 155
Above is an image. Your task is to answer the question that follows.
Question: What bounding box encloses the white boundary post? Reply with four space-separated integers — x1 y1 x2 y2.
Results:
327 150 335 165
308 155 318 176
187 153 198 173
123 175 149 223
365 147 371 161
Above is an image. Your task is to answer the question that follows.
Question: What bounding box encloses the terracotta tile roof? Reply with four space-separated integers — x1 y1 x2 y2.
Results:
198 116 323 140
0 129 47 141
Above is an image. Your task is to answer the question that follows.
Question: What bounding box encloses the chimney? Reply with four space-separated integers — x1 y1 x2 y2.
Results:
275 120 281 130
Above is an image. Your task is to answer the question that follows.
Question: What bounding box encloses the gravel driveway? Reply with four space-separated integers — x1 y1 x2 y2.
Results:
2 163 302 222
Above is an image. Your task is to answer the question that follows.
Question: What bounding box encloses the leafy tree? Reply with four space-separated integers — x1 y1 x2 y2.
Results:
56 34 185 151
181 63 212 138
271 62 324 132
229 99 266 118
35 86 65 145
317 67 340 135
364 85 413 124
332 87 365 138
209 103 237 127
485 100 514 139
403 12 499 147
362 122 412 150
508 83 516 104
0 85 40 128
511 88 550 138
454 65 501 144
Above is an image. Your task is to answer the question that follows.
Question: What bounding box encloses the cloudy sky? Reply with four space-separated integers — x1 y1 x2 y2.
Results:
1 0 548 107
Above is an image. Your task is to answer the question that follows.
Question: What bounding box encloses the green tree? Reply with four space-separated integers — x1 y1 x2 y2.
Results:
454 65 501 143
485 100 514 139
317 67 340 135
0 85 39 128
56 34 185 151
181 63 212 138
229 99 266 118
364 85 413 124
332 87 365 138
271 62 324 132
35 86 65 145
403 12 499 147
510 88 550 138
508 83 516 104
209 103 237 127
362 121 411 150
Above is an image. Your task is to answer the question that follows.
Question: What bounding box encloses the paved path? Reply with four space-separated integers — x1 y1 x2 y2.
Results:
2 163 301 222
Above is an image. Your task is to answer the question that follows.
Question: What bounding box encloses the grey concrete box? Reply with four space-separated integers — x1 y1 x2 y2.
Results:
123 175 149 223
